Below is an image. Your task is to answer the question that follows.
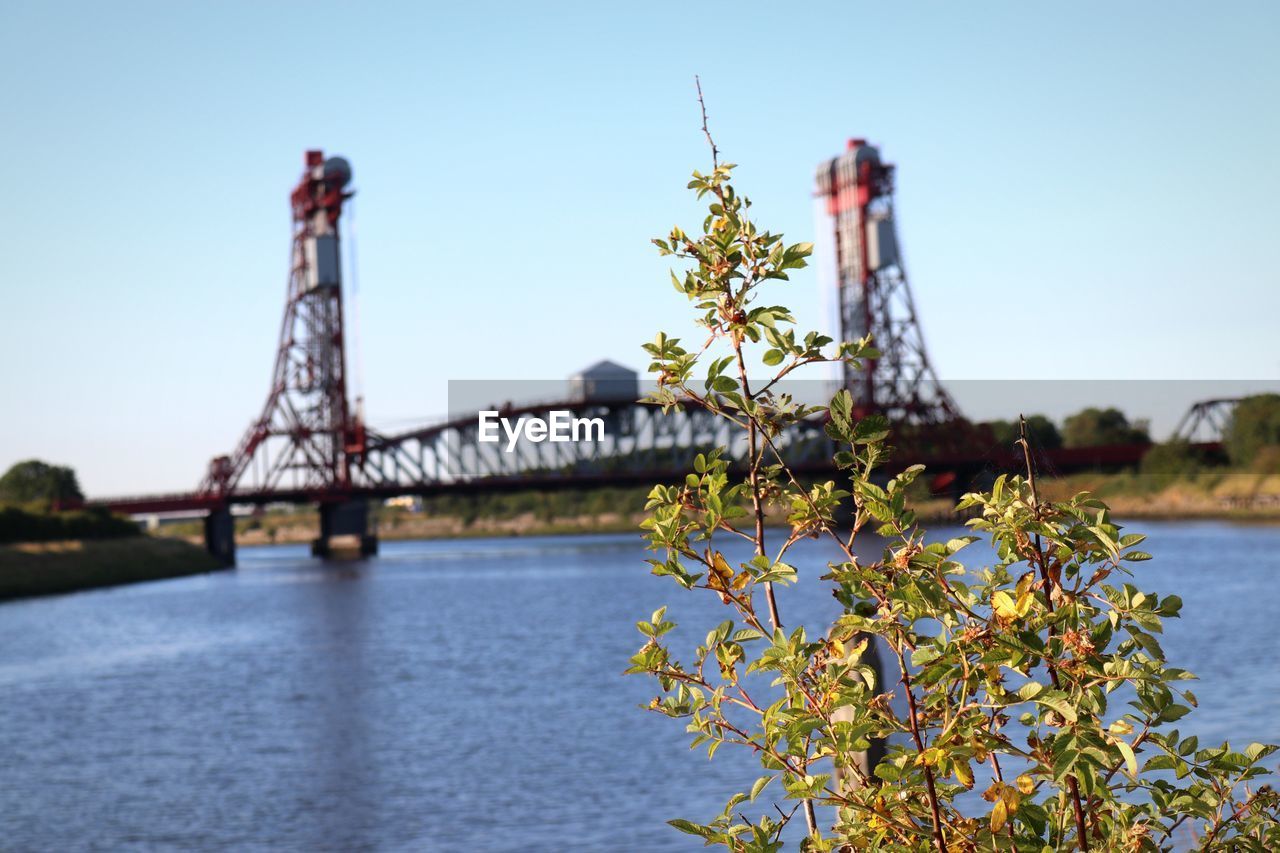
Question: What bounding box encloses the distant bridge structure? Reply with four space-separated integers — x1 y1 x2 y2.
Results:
90 145 1211 565
1173 398 1242 445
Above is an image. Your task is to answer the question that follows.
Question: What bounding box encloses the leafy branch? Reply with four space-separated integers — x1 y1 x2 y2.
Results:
629 94 1279 852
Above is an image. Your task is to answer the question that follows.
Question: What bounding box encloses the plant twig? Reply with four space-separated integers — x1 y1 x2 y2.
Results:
695 75 719 169
692 90 809 831
1019 415 1091 852
1202 788 1263 848
893 644 949 853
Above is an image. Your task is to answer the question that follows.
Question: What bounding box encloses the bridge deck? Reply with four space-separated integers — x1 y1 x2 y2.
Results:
90 440 1203 515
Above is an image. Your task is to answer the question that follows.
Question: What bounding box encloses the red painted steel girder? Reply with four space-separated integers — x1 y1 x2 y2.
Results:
90 435 1209 515
195 151 362 500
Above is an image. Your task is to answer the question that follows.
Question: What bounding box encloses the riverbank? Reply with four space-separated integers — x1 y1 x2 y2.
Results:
173 511 652 546
146 469 1280 549
1035 470 1280 521
0 537 224 600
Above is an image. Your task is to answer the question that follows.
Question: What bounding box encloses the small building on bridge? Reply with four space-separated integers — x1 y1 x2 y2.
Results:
569 360 638 404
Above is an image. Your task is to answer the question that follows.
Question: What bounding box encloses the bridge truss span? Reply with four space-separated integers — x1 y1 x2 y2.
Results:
357 397 833 494
84 142 1207 566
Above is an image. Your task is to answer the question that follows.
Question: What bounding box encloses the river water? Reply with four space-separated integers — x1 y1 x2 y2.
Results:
1 520 1277 851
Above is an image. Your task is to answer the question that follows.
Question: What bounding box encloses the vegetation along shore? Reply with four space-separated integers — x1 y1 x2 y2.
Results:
0 460 224 600
153 466 1280 550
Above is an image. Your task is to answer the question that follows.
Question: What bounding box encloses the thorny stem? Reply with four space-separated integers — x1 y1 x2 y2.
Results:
893 644 949 853
1019 416 1092 851
756 428 898 617
695 75 718 169
729 332 814 831
756 406 957 844
707 714 921 845
1202 786 1264 847
734 345 782 631
985 729 1021 848
1087 721 1153 817
696 77 808 833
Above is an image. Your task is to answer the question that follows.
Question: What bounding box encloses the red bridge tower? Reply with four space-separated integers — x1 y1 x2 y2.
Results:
816 140 960 426
199 151 374 561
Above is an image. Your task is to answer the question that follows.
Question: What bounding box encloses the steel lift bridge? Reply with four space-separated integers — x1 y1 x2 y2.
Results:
92 145 1189 565
818 139 958 427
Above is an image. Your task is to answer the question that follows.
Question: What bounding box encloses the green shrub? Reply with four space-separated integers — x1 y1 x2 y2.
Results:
1225 394 1280 468
630 138 1278 850
1139 440 1204 490
0 459 84 508
0 506 139 545
1063 408 1150 448
988 415 1062 451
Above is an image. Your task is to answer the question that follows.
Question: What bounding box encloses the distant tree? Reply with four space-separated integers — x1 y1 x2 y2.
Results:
1225 393 1280 468
986 415 1062 450
1139 439 1204 488
1062 407 1150 447
0 460 84 507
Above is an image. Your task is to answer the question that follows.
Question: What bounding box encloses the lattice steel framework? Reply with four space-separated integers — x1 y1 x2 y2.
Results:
816 139 959 426
1174 398 1242 444
86 144 1175 520
199 151 364 497
359 399 832 491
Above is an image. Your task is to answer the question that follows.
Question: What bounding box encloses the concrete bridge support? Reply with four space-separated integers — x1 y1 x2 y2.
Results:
312 498 378 558
832 635 888 792
203 506 237 567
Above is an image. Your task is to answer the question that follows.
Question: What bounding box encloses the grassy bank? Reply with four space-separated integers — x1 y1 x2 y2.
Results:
147 468 1280 551
1036 470 1280 521
160 509 652 545
0 537 224 601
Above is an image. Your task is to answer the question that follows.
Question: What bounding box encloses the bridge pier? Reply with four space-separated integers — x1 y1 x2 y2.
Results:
312 498 378 559
832 635 887 792
204 506 237 567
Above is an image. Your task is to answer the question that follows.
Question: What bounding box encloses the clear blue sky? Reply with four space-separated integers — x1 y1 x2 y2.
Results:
2 1 1277 494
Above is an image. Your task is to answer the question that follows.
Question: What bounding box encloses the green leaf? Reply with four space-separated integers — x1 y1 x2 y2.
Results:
711 376 737 394
1052 744 1080 781
1035 690 1079 723
829 390 853 428
852 415 890 445
667 819 713 838
912 647 943 667
749 774 774 801
1245 742 1276 762
1017 681 1046 701
1115 738 1138 776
